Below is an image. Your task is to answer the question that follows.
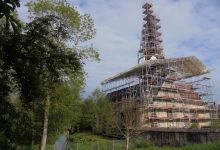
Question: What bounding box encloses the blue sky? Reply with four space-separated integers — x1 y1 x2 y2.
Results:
18 0 220 101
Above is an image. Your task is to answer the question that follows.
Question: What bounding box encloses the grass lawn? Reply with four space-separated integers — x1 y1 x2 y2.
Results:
66 132 220 150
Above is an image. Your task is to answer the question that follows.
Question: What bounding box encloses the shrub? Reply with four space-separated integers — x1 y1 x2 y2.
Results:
68 132 101 143
31 144 54 150
191 122 199 128
133 139 155 148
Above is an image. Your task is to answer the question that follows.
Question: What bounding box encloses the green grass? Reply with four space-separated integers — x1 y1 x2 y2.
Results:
133 139 155 149
68 132 124 150
66 132 220 150
133 141 220 150
19 144 54 150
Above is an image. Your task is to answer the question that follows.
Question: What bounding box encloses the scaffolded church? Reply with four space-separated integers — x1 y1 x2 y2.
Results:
101 2 218 128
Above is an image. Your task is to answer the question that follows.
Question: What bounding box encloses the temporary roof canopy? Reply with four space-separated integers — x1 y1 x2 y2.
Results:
101 56 209 84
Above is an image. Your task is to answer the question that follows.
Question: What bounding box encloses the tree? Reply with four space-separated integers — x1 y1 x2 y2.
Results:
79 89 114 134
114 99 143 150
20 15 83 150
80 97 97 131
0 1 98 148
26 0 99 61
25 1 99 149
0 0 22 148
0 0 21 31
26 1 99 149
0 15 83 148
47 78 84 143
92 89 114 134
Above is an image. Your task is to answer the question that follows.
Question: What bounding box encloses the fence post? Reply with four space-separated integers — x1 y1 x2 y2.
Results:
113 139 114 150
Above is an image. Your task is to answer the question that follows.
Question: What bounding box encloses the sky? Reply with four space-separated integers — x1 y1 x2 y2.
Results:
18 0 220 101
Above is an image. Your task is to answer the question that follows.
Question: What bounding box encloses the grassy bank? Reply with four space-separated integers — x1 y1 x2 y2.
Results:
67 132 220 150
19 144 54 150
68 132 124 150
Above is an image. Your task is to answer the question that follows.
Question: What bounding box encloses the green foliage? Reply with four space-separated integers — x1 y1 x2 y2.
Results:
191 122 199 128
14 144 54 150
48 79 84 143
133 139 155 149
0 1 23 148
0 0 20 17
68 132 125 150
20 1 99 146
26 0 99 61
0 0 21 31
32 144 54 150
16 15 83 146
66 132 220 150
0 14 84 147
68 132 99 143
27 0 80 27
79 88 114 134
0 1 98 148
80 97 97 131
18 15 82 98
93 89 115 134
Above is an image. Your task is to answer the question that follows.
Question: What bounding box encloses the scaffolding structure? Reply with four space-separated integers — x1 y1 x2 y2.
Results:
138 2 164 63
101 2 218 129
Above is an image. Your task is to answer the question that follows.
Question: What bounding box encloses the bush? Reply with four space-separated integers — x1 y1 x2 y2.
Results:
68 132 99 143
133 139 155 148
31 144 54 150
191 122 199 128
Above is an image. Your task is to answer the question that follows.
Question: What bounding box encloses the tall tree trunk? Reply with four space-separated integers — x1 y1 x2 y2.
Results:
40 95 50 150
125 133 129 150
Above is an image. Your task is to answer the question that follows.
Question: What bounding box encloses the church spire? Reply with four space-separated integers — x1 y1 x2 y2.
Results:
138 2 164 63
